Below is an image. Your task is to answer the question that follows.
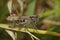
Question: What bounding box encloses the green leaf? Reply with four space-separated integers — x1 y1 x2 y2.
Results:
39 8 60 18
26 0 36 16
0 3 8 22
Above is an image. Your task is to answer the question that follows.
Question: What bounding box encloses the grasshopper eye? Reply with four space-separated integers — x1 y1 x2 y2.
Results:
23 19 25 22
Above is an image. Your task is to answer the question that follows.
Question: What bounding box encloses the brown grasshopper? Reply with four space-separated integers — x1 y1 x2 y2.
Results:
6 14 39 28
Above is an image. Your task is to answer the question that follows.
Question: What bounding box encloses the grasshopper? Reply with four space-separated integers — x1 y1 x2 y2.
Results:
6 14 39 28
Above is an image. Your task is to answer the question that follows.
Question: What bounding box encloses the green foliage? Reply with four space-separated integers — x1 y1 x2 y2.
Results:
0 0 8 22
39 8 60 18
26 0 36 16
